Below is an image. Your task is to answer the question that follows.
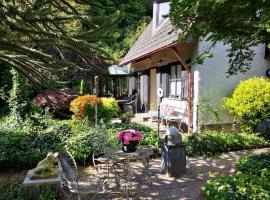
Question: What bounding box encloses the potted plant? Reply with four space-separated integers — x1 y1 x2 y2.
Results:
120 112 134 124
117 130 142 153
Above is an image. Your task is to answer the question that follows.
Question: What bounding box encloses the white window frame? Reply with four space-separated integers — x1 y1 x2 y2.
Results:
169 64 182 98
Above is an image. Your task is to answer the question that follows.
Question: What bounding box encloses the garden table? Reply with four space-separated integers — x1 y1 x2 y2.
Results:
97 146 153 199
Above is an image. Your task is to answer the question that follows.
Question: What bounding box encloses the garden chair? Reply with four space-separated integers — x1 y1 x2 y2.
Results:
58 151 108 200
123 99 137 114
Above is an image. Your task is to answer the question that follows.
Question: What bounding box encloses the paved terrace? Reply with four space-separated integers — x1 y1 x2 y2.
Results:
1 148 270 199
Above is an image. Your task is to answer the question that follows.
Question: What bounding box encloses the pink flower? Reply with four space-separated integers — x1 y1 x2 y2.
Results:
117 131 124 141
118 129 143 144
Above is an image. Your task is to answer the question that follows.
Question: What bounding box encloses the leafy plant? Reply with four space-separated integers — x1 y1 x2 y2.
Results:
119 112 134 123
202 174 270 200
101 97 120 122
198 90 221 130
224 77 270 132
203 152 270 200
33 88 78 114
237 152 270 178
0 182 58 200
184 131 270 157
70 95 102 123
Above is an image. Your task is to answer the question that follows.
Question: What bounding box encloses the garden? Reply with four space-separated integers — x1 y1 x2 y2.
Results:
1 0 270 199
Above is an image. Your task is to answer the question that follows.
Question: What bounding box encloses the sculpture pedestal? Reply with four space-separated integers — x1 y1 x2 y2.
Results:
23 170 61 200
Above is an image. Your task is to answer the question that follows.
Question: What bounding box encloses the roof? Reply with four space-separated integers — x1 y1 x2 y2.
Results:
109 65 130 75
120 19 180 65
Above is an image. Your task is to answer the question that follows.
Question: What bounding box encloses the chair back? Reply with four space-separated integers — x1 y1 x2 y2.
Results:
58 151 79 198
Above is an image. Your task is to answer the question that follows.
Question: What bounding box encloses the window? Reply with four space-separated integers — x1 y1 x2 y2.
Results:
169 65 181 97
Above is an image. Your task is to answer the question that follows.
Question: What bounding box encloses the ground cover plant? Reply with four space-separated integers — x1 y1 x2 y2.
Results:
203 152 270 200
0 181 58 200
184 131 270 157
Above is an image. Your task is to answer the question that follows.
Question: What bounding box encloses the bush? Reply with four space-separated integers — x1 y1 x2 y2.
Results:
100 97 120 122
70 95 120 123
184 131 270 157
0 117 72 168
237 152 270 178
101 123 159 148
224 77 270 132
0 114 158 168
119 112 134 123
202 174 270 200
70 95 102 122
33 88 77 114
0 182 58 200
203 152 270 200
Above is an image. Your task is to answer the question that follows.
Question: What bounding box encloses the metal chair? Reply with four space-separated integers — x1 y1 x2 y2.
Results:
58 151 107 200
123 99 137 114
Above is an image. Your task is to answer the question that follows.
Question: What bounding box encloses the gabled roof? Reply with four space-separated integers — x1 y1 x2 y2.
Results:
120 19 180 65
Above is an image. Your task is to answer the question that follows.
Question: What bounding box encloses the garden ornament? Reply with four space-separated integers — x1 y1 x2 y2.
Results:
29 152 59 180
165 126 182 146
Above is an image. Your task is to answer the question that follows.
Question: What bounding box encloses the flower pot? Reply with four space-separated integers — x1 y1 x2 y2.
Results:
122 141 138 153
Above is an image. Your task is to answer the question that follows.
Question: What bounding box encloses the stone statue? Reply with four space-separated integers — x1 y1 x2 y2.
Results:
29 152 59 180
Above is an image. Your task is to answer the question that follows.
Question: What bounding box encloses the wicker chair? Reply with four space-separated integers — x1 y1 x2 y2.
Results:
58 151 107 200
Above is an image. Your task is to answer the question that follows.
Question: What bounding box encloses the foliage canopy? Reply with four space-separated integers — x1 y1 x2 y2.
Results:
0 0 118 89
170 0 270 75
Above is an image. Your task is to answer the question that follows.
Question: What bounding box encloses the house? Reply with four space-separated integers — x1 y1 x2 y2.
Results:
108 65 130 98
120 0 270 133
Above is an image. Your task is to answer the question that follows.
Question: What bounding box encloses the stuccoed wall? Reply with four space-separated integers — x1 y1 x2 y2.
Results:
192 40 270 132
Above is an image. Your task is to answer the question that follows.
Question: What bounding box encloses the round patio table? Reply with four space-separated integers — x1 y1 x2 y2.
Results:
97 146 153 199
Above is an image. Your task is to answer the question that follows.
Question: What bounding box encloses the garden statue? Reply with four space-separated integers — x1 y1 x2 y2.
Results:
29 152 59 180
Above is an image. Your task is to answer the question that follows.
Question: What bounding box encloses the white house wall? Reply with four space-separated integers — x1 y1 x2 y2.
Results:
192 40 270 131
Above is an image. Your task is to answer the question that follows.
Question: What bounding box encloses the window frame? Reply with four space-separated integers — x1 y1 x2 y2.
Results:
169 64 182 98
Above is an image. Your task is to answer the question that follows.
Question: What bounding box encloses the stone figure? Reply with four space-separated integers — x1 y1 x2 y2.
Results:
29 152 59 180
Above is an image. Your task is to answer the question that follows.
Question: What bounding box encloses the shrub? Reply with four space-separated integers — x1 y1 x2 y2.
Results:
101 123 159 148
33 88 77 114
70 96 120 123
0 124 70 169
0 182 58 200
100 97 120 122
119 112 134 123
0 114 158 168
202 174 270 200
224 77 270 132
184 131 269 157
70 95 102 122
237 152 270 178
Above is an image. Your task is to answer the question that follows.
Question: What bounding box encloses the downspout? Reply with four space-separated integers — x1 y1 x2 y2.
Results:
171 47 193 134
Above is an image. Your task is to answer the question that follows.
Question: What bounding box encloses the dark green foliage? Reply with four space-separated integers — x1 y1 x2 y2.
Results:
101 123 159 148
203 152 270 199
170 0 270 75
0 125 69 169
202 174 270 200
0 115 158 168
0 0 117 89
0 182 25 200
119 112 134 123
237 152 270 178
92 0 152 62
184 131 270 157
0 182 58 200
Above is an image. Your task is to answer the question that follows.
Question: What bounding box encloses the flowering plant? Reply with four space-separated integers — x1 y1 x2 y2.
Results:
117 130 142 145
